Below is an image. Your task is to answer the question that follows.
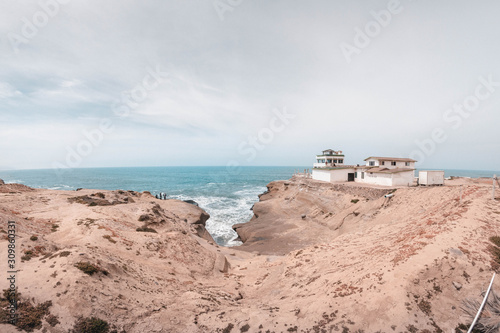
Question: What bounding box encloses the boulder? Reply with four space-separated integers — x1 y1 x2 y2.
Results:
214 253 230 273
183 199 199 207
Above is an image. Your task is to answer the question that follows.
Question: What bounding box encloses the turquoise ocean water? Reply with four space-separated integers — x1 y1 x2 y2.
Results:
0 166 308 246
0 167 498 246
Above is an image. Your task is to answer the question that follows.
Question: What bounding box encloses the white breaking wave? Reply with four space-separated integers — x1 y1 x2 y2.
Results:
168 186 265 247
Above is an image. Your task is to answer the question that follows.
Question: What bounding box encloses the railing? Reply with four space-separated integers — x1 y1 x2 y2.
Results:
294 169 312 178
314 163 343 168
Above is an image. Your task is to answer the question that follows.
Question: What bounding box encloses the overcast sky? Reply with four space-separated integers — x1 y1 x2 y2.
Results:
1 0 499 171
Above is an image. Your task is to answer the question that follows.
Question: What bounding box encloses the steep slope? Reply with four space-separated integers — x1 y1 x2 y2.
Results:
0 184 235 333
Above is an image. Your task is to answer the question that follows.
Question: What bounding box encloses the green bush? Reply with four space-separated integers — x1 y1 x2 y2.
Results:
72 317 110 333
30 235 38 241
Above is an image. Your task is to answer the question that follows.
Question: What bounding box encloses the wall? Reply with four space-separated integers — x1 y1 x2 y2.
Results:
355 169 415 187
312 169 331 182
365 159 415 169
330 169 353 182
360 171 393 186
312 168 354 183
391 171 415 186
419 171 444 185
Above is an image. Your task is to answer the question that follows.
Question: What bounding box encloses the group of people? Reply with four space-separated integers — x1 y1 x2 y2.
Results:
155 193 167 200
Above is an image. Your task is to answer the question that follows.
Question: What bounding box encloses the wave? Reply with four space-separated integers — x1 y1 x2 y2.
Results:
167 188 262 247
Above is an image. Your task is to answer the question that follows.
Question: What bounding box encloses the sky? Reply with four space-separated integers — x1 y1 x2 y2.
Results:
0 0 499 171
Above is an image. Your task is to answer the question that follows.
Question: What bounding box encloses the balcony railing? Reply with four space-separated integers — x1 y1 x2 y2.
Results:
314 162 344 168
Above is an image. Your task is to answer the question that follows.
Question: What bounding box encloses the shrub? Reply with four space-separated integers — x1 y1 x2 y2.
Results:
136 227 157 233
21 250 34 261
138 214 150 222
59 251 71 257
75 262 108 276
30 235 38 241
222 323 234 333
418 299 432 316
102 235 117 244
72 317 110 333
94 192 105 199
490 236 500 248
351 199 359 204
240 324 250 332
46 314 60 327
152 204 164 215
51 224 59 232
0 291 53 333
489 237 500 272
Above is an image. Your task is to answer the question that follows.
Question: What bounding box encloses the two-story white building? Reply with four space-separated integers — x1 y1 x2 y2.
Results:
355 156 417 187
312 151 416 187
314 149 345 168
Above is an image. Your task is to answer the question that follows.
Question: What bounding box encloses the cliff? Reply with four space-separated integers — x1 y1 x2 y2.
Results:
1 177 500 332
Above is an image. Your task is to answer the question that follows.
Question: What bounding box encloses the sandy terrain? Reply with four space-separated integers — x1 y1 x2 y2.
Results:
1 176 500 332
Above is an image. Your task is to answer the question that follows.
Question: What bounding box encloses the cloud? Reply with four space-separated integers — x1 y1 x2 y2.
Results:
0 82 22 99
0 0 499 170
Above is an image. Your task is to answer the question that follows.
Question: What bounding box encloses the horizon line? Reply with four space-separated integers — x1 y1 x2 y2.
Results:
1 165 500 173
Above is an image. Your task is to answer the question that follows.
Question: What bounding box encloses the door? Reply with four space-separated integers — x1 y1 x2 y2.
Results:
348 173 355 182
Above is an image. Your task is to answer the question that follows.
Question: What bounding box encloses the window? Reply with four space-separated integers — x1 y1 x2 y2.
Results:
405 162 410 166
355 172 358 178
369 161 375 166
338 159 343 163
381 161 385 165
391 161 396 166
361 172 365 179
333 159 338 163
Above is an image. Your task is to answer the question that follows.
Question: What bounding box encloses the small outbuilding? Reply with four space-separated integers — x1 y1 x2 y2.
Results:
418 170 445 186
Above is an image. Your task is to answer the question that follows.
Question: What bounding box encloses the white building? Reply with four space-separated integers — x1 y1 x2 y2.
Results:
418 170 445 186
314 149 345 168
312 151 417 187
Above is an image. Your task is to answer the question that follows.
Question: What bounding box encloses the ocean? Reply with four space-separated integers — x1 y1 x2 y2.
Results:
0 167 498 246
0 166 308 246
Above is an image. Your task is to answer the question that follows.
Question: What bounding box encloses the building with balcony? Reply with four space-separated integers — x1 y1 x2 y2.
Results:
312 151 417 187
314 149 345 168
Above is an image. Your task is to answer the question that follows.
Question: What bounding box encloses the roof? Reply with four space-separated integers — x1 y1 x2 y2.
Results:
316 154 344 157
358 167 415 174
322 149 343 154
313 166 355 170
363 156 417 162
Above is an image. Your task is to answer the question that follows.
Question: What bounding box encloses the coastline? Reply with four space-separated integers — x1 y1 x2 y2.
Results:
1 176 500 331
